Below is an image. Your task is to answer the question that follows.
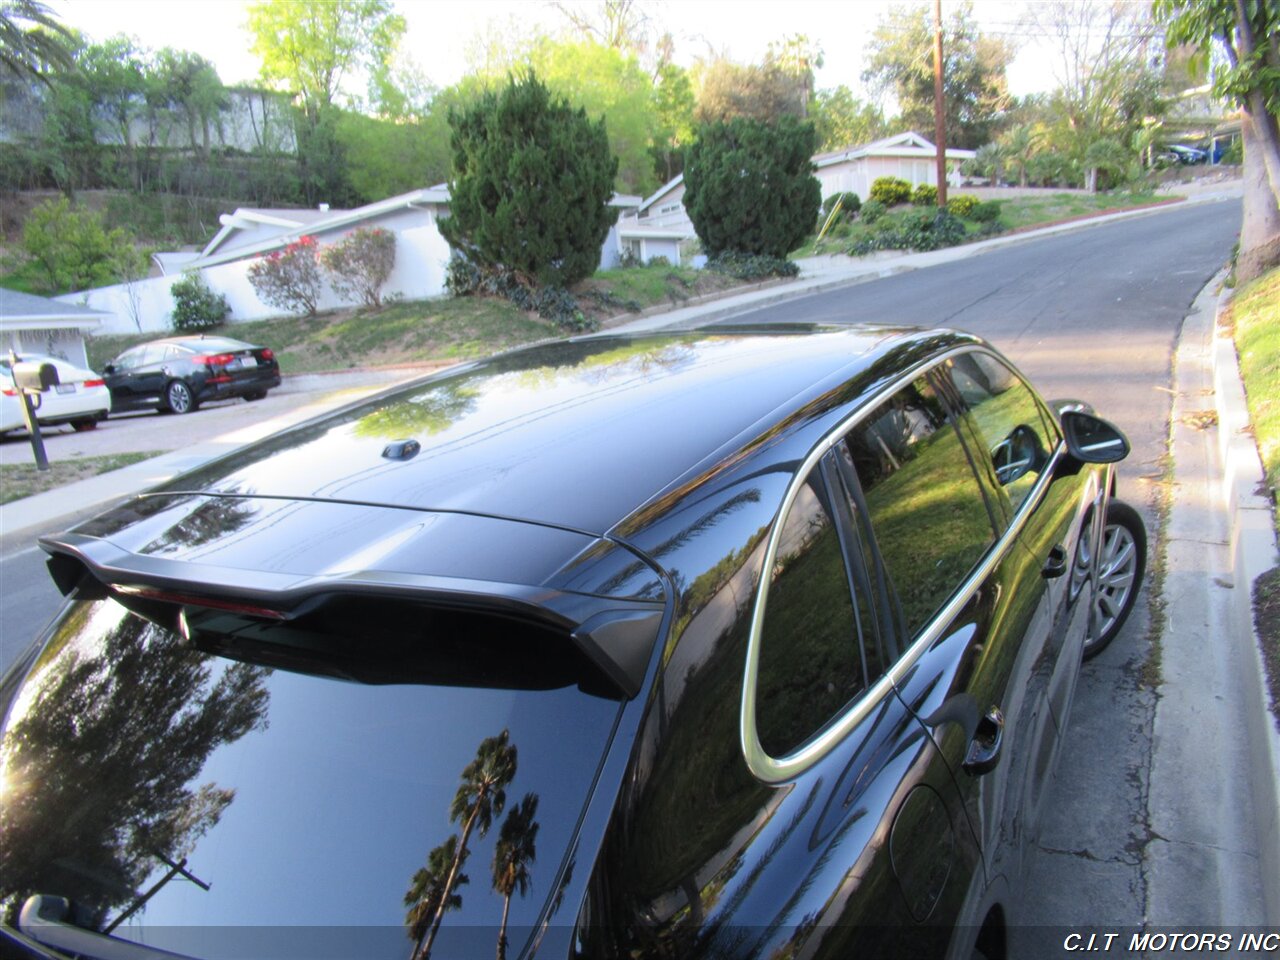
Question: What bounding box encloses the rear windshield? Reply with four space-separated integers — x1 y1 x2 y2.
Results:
0 596 622 959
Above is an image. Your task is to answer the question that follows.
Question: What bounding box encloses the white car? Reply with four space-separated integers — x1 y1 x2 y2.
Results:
0 354 110 434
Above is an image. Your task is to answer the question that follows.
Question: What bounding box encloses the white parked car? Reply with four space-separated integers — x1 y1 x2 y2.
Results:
0 354 110 434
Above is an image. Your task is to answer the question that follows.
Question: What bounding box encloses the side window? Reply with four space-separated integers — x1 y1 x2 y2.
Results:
114 347 144 371
946 352 1055 514
843 374 996 641
755 466 866 759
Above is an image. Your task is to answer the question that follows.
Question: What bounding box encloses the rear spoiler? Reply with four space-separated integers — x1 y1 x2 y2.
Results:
40 531 665 700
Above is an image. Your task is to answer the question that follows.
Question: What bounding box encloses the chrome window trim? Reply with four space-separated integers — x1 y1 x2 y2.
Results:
741 346 1065 783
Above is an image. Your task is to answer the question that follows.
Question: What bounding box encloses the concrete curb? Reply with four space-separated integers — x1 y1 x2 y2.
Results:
1148 268 1280 926
1210 283 1280 921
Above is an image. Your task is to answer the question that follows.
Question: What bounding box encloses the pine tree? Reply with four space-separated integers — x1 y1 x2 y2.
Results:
683 117 821 259
440 72 619 289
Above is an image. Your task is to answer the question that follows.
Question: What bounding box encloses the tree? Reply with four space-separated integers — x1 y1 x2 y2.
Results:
21 197 138 294
439 72 619 290
1023 0 1165 192
810 85 887 151
525 38 659 195
246 0 405 114
693 57 805 125
1155 0 1280 282
683 116 821 259
404 836 468 944
0 0 74 82
552 0 652 55
246 0 406 204
862 1 1014 149
78 37 148 188
491 794 539 960
649 61 695 182
150 49 227 159
765 33 824 117
414 730 517 960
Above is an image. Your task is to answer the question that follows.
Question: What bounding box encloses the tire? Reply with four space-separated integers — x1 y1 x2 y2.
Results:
71 418 98 432
244 390 268 402
165 380 197 415
1080 499 1146 659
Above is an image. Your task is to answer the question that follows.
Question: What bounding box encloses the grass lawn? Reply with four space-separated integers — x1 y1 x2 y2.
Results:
86 263 743 376
1229 264 1280 720
794 190 1177 259
0 451 159 504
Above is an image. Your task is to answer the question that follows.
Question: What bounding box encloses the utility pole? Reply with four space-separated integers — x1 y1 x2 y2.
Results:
933 0 948 207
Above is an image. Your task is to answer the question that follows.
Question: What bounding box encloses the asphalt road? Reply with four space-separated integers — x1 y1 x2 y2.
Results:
0 198 1245 940
713 197 1244 938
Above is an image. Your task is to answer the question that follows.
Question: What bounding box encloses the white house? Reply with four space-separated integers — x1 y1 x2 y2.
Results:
619 175 694 239
67 188 657 334
814 132 976 202
1 289 108 368
61 187 454 334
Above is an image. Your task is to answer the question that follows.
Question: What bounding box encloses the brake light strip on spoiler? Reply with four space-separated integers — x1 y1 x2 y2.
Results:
39 531 664 700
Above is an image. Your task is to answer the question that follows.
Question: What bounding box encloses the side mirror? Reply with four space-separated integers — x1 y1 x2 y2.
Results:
1061 410 1130 463
12 361 59 392
103 363 116 375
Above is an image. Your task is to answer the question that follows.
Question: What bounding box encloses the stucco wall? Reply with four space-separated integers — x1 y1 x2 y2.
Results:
57 209 453 334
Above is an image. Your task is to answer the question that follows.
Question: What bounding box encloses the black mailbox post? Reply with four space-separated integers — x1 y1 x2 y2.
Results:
9 351 59 471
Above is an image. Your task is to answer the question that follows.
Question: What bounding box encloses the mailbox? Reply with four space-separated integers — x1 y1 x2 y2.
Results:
12 361 59 392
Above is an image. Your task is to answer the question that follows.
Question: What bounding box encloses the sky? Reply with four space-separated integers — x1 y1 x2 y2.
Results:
50 0 1061 106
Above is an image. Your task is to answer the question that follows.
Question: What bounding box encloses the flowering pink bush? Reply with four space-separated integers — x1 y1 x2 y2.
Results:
319 227 396 308
247 235 322 316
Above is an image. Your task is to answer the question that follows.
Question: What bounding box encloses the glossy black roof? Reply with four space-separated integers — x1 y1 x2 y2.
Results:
147 325 973 536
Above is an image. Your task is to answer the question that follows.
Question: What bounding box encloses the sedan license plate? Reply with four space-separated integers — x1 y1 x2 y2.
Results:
55 383 76 394
239 356 257 368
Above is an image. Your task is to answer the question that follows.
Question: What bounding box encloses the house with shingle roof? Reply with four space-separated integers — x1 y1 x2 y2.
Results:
813 132 976 202
0 288 110 368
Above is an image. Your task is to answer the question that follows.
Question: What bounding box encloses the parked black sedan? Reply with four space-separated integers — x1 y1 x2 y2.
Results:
1 325 1141 960
102 335 281 415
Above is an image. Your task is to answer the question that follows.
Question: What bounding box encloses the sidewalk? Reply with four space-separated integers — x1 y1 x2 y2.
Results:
0 189 1242 551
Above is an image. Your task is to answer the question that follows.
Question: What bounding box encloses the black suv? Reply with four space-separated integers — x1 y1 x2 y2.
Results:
1 326 1141 960
103 335 281 415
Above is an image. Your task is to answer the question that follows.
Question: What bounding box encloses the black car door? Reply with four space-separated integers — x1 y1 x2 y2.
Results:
837 362 1061 888
935 351 1096 849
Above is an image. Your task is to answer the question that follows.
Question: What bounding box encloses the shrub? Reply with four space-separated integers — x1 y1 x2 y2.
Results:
247 235 323 316
848 211 966 256
968 201 1002 223
860 199 886 224
21 197 139 295
445 254 595 332
911 184 938 206
820 191 861 221
319 227 395 308
946 194 980 217
684 116 821 259
440 72 618 289
705 251 799 281
170 273 229 332
869 176 911 206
